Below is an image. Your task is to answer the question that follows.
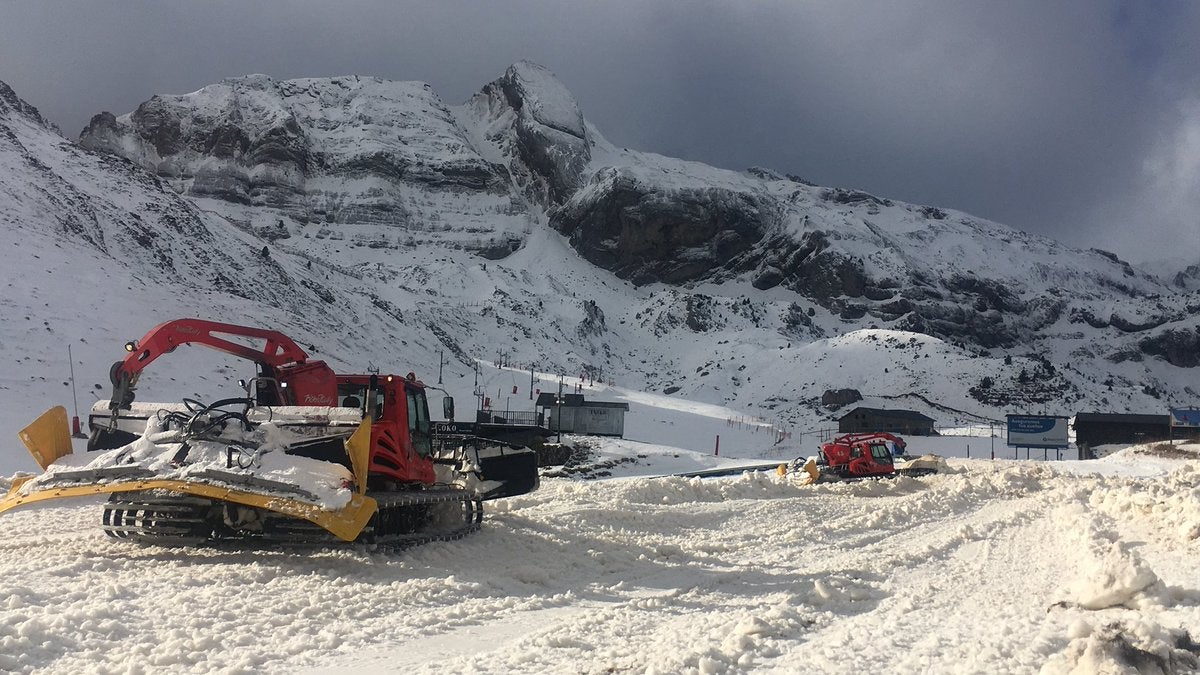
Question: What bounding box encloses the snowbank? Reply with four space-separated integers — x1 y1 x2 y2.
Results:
1 440 1199 673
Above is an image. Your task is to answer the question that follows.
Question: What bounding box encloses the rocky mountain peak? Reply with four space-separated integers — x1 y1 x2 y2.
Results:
462 61 591 205
500 61 586 140
0 79 57 133
221 73 278 89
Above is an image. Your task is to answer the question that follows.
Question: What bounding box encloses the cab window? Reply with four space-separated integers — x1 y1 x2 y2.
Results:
406 388 431 456
337 384 386 419
337 384 365 411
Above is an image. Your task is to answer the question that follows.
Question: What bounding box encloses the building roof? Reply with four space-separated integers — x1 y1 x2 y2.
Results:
535 393 582 407
534 393 629 411
1073 412 1169 425
582 401 631 410
836 407 935 423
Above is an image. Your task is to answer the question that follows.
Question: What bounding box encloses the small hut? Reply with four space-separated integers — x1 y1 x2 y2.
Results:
535 393 630 437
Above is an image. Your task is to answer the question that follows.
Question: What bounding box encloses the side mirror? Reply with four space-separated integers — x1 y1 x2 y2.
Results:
443 396 455 421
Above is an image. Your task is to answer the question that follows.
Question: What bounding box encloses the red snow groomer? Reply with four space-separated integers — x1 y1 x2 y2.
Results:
0 318 539 547
807 432 901 483
786 432 943 484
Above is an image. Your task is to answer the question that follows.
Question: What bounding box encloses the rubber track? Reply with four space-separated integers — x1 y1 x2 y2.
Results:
101 488 484 550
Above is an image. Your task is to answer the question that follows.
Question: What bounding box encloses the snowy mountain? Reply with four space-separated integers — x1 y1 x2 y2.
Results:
4 66 1200 675
1 62 1198 470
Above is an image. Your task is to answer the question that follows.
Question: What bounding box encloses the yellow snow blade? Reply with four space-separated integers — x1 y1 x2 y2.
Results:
346 416 372 495
19 406 73 470
0 479 378 542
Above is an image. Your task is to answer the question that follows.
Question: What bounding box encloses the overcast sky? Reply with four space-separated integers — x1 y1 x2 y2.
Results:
1 0 1197 265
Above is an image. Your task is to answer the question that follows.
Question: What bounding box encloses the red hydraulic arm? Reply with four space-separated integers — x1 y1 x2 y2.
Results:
832 432 905 447
108 318 314 411
118 318 310 375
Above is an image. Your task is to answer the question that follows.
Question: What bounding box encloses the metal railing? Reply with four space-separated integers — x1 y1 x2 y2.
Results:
475 410 544 427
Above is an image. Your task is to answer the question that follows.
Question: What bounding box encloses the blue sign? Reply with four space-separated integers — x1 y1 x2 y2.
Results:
1006 415 1069 449
1170 408 1200 428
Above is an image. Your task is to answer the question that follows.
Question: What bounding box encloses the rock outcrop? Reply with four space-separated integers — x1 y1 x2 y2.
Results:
550 168 774 285
1139 328 1200 368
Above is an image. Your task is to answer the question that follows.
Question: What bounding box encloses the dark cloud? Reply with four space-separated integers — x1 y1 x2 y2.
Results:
1 0 1196 264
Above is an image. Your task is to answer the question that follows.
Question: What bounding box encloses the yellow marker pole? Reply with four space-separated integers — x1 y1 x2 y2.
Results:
345 417 372 495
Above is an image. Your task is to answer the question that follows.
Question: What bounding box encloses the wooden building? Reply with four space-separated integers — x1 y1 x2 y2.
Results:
836 407 936 436
1072 412 1170 457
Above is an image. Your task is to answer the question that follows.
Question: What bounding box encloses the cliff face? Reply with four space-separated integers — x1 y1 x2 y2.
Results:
547 156 1183 355
79 74 511 226
549 167 776 285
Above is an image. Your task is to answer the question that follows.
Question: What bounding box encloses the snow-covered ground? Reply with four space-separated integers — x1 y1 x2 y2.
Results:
2 384 1198 674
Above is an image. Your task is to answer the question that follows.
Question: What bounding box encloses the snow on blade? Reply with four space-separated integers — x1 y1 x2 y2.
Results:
23 407 355 510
